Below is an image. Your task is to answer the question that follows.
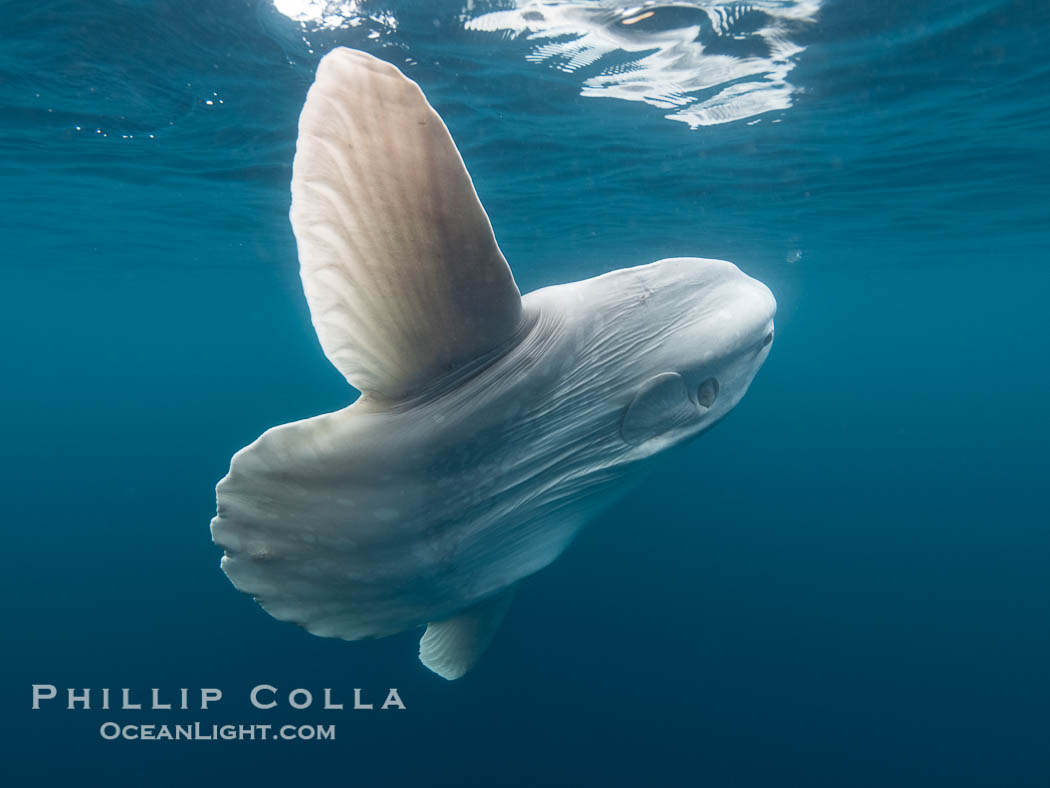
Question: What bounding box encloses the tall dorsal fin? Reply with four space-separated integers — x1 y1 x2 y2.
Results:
291 48 524 400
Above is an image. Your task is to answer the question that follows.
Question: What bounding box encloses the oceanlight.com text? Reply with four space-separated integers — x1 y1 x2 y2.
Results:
98 722 336 741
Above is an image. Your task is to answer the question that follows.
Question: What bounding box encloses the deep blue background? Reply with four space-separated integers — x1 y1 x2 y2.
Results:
2 1 1048 785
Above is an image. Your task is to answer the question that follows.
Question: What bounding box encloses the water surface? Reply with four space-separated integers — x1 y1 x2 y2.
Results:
2 1 1048 785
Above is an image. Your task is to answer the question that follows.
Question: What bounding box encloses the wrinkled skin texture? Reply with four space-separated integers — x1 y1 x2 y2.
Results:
213 257 775 641
210 48 775 679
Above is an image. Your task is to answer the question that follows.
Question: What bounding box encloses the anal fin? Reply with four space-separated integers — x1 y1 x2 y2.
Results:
418 588 515 680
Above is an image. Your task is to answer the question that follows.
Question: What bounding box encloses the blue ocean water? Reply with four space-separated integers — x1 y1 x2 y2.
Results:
2 0 1048 784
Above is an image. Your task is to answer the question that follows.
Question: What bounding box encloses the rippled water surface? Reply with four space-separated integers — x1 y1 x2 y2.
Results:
3 1 1049 785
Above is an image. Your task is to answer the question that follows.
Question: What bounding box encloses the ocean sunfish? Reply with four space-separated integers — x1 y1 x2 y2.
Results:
211 48 776 680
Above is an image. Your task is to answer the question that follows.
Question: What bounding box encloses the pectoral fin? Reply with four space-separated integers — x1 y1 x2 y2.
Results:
620 372 697 446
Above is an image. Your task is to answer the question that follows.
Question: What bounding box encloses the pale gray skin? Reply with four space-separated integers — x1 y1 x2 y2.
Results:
214 258 774 645
211 48 776 680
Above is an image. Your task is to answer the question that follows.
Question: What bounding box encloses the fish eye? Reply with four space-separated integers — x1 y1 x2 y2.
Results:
761 331 773 347
697 378 719 408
